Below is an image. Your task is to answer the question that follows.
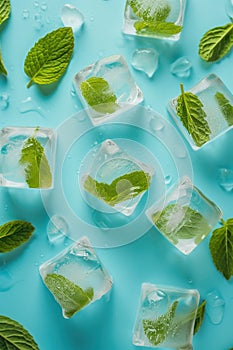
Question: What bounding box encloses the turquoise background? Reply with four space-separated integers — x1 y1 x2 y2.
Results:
0 0 233 349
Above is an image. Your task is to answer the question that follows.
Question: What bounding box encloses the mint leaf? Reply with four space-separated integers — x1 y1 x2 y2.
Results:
24 27 74 88
215 92 233 126
0 0 11 25
199 23 233 62
0 220 35 253
80 77 118 114
176 83 211 147
44 274 94 318
19 133 52 189
209 218 233 280
83 170 151 206
152 204 210 245
0 51 7 76
194 300 206 335
143 301 178 346
134 20 182 36
0 315 39 350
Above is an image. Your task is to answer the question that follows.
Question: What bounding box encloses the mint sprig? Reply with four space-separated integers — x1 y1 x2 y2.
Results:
176 83 211 147
19 131 52 189
215 92 233 126
0 315 39 350
152 204 210 245
209 218 233 280
0 51 7 76
0 220 35 253
24 27 74 88
44 274 94 318
194 300 206 335
143 301 178 346
199 23 233 62
80 77 118 114
0 0 11 26
83 170 151 206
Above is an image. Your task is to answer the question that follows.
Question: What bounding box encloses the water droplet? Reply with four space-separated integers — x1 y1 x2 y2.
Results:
131 48 159 78
150 116 164 131
33 1 39 8
90 16 95 22
19 97 45 117
47 215 69 243
164 175 172 185
0 93 9 110
174 144 187 158
61 4 84 33
226 0 233 20
0 268 13 292
22 9 30 19
217 168 233 192
40 2 47 11
34 13 43 30
170 57 192 78
70 86 77 97
206 289 225 325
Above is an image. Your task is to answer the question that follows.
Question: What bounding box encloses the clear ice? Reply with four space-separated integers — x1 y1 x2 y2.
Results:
39 236 112 318
225 0 233 20
61 4 84 33
133 283 199 349
47 215 69 243
217 168 233 192
131 48 159 78
170 57 192 78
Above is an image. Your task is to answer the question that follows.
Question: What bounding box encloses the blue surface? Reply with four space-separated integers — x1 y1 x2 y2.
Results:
0 1 233 349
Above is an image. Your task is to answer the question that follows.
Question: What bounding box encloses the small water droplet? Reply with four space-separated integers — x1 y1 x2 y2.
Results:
164 175 172 185
4 205 8 211
61 4 84 33
170 57 192 78
19 97 45 117
40 2 47 11
150 116 164 131
174 144 187 158
34 262 39 266
206 289 225 325
70 86 77 97
90 16 95 22
131 48 159 78
0 93 9 111
0 268 13 292
22 9 30 19
34 13 43 30
33 1 39 8
226 0 233 21
217 168 233 192
47 215 69 243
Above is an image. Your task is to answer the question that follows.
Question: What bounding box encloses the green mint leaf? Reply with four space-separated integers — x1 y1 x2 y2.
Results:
215 92 233 126
143 301 178 346
129 0 171 22
44 274 94 318
194 300 206 335
19 133 52 189
199 23 233 62
0 0 11 25
152 204 210 245
0 315 39 350
80 77 118 114
134 20 182 36
209 218 233 280
0 220 35 253
0 51 7 76
176 83 211 147
84 170 151 206
24 27 74 88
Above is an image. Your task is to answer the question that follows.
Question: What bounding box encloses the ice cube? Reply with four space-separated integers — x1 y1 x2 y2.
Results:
47 215 69 243
81 139 154 216
73 54 143 125
0 126 56 189
146 176 222 254
170 56 192 78
123 0 186 41
133 283 199 348
39 236 112 318
168 74 233 149
61 4 84 33
131 48 159 78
